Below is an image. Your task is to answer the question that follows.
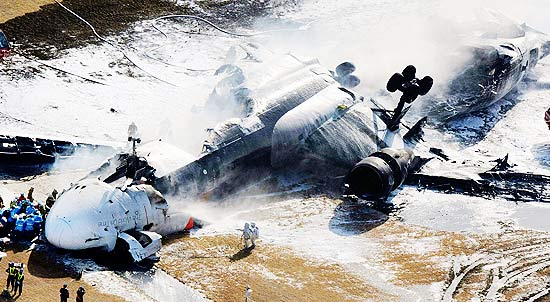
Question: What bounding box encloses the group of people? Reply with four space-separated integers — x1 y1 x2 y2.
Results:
242 222 259 250
4 262 24 297
0 187 56 242
60 283 86 302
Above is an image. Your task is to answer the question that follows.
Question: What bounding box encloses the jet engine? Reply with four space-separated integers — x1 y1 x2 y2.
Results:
345 148 416 199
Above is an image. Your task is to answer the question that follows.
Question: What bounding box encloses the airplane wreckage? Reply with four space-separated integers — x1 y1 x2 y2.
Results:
1 18 549 262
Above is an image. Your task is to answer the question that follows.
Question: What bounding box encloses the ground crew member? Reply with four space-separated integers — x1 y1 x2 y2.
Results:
46 189 59 209
245 285 252 302
250 223 259 248
33 214 43 236
6 262 15 291
13 268 23 296
24 215 35 239
17 193 25 203
76 286 86 302
13 216 25 240
242 223 252 249
26 187 34 203
60 284 69 302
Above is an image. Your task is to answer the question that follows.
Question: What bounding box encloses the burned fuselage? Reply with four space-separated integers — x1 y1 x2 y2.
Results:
153 54 416 199
421 25 550 120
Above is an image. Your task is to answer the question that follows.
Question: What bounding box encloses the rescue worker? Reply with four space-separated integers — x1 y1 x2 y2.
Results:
13 215 25 240
16 194 25 203
24 214 35 239
25 203 35 215
33 214 43 236
13 268 23 296
76 286 86 302
46 189 58 209
0 212 9 237
60 283 69 302
545 107 550 130
245 285 252 302
26 187 34 203
250 222 259 248
6 262 15 291
242 223 253 249
9 198 16 209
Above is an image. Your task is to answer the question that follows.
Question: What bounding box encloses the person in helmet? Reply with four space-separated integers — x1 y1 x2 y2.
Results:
242 223 253 249
13 215 25 240
250 222 259 249
23 215 35 239
5 262 15 291
245 285 252 302
59 283 69 302
76 286 86 302
13 268 23 296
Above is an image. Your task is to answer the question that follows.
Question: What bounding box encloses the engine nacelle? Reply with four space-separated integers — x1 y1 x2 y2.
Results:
345 148 416 199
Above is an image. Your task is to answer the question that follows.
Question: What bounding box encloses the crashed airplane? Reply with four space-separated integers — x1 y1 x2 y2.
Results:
421 15 550 120
45 53 426 261
43 17 550 261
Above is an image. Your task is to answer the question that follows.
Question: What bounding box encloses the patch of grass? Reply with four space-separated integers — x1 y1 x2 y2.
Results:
159 235 392 302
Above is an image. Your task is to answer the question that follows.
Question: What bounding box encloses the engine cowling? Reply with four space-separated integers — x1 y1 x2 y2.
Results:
345 148 416 199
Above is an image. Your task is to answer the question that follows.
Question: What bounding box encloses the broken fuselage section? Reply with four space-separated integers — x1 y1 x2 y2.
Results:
423 22 550 120
152 54 423 200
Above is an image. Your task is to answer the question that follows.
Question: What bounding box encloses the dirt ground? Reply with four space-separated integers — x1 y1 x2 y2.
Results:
158 234 393 302
0 0 57 24
1 243 125 302
0 0 285 60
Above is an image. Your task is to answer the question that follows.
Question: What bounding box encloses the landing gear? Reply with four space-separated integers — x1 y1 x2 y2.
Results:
333 62 361 88
385 65 433 131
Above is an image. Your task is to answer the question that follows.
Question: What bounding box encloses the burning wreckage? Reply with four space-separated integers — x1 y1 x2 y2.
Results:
7 21 547 261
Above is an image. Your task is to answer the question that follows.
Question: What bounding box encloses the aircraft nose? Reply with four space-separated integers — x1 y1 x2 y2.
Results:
45 217 80 250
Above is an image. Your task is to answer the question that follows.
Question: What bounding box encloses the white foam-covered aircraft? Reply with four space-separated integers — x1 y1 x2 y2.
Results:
45 141 195 262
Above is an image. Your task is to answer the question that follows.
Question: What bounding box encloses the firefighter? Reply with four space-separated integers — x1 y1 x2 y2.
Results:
24 214 35 239
60 284 69 302
242 223 253 249
13 215 25 240
5 262 15 291
245 285 252 302
76 286 86 302
250 222 259 248
13 268 23 296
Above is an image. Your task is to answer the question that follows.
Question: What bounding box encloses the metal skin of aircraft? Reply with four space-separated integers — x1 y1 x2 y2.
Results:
421 18 550 121
45 141 195 262
43 17 550 261
152 53 423 200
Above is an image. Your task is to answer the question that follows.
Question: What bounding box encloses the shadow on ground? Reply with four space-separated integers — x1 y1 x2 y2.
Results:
329 198 390 236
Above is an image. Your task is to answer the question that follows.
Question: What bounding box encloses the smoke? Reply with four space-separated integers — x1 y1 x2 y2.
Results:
51 145 117 174
252 0 550 97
